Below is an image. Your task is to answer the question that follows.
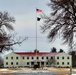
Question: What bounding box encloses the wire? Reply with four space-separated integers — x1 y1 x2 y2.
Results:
27 37 46 38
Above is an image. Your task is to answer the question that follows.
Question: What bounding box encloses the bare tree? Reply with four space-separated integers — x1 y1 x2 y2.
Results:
59 49 65 53
41 0 76 49
0 56 3 67
51 47 57 52
0 11 27 53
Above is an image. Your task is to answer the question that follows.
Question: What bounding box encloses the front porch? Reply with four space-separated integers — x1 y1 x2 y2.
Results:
29 60 48 68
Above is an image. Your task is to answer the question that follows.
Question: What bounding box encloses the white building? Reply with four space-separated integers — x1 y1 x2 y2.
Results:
55 53 72 67
4 51 72 68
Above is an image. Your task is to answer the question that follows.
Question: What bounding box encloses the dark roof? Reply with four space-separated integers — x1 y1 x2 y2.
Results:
15 52 59 56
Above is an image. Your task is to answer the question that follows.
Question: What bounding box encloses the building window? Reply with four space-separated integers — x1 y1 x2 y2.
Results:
57 62 59 65
11 62 13 65
46 57 48 59
16 57 18 59
16 62 18 65
6 57 8 59
42 57 44 59
41 62 44 65
57 57 59 59
6 62 8 65
67 57 69 59
27 62 29 65
37 57 39 59
23 57 24 59
31 62 34 65
51 57 53 59
31 57 34 59
27 57 29 59
11 57 13 59
46 62 48 65
62 57 64 59
67 62 69 65
62 62 64 65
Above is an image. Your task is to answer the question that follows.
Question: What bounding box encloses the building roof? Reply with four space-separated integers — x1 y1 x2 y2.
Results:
15 52 59 56
45 52 59 56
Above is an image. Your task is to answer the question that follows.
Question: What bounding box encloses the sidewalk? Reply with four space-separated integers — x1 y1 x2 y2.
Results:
0 67 76 75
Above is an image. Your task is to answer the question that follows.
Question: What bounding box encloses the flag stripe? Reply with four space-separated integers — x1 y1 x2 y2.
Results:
36 9 42 12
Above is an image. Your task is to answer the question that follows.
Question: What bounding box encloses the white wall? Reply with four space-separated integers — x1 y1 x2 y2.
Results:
4 52 72 68
4 52 22 67
21 56 50 67
55 53 72 67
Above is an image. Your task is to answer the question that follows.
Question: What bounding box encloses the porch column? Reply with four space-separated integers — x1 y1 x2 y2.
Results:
44 62 46 67
40 62 41 67
29 62 31 67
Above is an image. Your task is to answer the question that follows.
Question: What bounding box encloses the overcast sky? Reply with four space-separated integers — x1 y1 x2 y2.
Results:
0 0 69 53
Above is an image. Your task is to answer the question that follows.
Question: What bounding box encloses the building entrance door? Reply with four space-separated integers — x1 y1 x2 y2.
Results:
34 62 40 69
37 62 40 68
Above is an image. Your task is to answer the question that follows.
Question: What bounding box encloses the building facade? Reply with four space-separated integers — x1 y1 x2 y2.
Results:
55 53 72 67
4 51 72 68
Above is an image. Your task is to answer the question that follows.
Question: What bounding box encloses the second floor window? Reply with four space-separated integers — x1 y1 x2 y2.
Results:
32 57 34 59
57 57 59 59
37 57 39 59
16 57 18 59
6 57 8 59
23 57 24 59
46 57 48 59
27 57 29 59
62 57 64 59
67 57 69 59
42 57 44 59
11 57 13 59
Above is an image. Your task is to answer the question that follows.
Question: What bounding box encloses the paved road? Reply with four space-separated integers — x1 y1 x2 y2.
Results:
0 71 71 75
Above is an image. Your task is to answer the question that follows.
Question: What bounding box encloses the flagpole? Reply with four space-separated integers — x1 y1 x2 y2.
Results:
36 8 37 59
35 8 42 64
